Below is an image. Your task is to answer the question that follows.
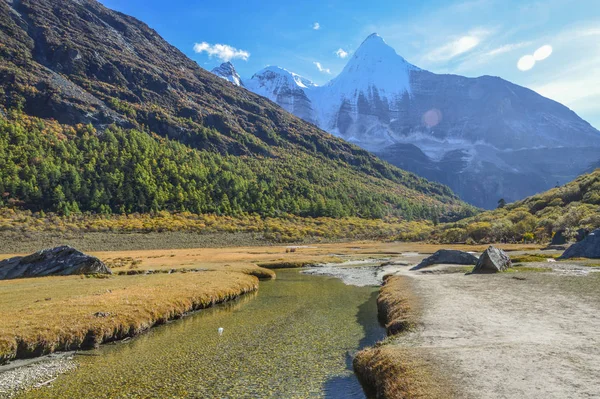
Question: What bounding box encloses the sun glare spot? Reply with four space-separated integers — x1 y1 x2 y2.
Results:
533 45 553 61
517 55 536 71
423 109 442 128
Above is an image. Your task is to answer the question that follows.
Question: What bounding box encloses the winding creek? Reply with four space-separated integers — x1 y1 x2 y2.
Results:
17 268 386 398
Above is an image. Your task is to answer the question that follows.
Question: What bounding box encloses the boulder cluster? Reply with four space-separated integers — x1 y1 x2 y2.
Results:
414 246 512 274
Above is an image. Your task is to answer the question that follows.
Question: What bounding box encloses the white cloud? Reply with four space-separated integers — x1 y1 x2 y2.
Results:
425 30 488 62
193 42 250 62
313 22 320 30
313 61 331 74
335 48 349 58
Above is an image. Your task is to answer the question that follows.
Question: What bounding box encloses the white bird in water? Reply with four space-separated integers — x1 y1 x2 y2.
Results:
218 327 224 336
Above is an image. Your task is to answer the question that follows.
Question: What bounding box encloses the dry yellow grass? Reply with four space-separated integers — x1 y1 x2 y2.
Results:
354 345 455 399
355 275 455 398
14 241 536 274
0 270 261 364
377 275 420 335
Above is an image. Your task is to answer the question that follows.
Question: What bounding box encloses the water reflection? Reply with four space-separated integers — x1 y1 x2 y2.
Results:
19 270 385 399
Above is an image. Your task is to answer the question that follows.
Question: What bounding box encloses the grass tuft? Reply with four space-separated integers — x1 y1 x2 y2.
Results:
256 261 317 269
0 271 259 364
354 275 455 398
510 253 560 263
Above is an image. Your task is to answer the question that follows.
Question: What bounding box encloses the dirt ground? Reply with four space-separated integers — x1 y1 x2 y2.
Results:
394 260 600 398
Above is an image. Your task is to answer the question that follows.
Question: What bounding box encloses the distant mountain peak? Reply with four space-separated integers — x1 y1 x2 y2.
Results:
245 66 317 124
240 32 600 209
358 33 387 49
251 66 317 89
211 62 243 86
323 33 417 105
346 33 418 74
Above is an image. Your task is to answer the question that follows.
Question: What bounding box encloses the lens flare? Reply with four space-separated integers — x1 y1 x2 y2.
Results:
422 109 442 128
517 55 536 71
533 44 553 61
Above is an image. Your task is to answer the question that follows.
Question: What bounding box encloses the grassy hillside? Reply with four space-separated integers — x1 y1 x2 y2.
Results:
0 0 472 221
433 169 600 243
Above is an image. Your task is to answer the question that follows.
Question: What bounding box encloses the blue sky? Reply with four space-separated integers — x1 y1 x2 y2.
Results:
100 0 600 129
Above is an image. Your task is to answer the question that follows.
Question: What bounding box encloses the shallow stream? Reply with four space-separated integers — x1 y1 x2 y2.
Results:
19 269 385 398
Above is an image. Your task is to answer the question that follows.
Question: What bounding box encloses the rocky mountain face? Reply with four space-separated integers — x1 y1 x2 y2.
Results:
211 61 243 86
234 34 600 208
244 66 318 124
0 0 469 219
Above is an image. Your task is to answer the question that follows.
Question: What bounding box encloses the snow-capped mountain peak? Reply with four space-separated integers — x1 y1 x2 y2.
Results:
249 66 317 90
351 33 410 64
244 66 317 124
328 33 418 95
211 62 243 86
236 32 600 209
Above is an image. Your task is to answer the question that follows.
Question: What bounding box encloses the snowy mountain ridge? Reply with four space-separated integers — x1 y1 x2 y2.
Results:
211 61 243 86
210 33 600 208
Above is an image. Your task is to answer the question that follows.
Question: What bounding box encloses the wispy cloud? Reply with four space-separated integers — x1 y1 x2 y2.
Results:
313 61 331 74
335 48 349 58
534 74 600 109
485 41 531 57
450 41 531 73
313 22 320 30
527 25 600 126
425 29 489 62
193 42 250 62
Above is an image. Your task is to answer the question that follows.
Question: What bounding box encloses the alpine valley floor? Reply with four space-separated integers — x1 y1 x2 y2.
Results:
1 241 599 398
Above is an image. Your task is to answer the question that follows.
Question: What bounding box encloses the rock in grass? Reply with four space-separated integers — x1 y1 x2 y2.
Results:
559 229 600 259
411 249 478 270
0 246 111 280
551 230 567 245
575 228 590 242
471 246 512 274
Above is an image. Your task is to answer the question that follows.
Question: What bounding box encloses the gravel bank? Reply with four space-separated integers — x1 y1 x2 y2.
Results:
0 353 77 398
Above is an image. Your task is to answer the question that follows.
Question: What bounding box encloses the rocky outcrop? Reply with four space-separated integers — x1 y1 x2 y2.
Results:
411 249 478 270
559 229 600 259
211 62 243 86
471 246 512 273
0 246 111 280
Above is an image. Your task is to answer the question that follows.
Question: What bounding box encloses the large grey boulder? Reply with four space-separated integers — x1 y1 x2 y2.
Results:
471 246 512 274
559 229 600 259
575 228 590 242
411 249 478 270
0 246 111 280
551 230 567 245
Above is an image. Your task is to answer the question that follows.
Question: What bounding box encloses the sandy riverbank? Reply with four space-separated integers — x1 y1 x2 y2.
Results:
354 253 600 398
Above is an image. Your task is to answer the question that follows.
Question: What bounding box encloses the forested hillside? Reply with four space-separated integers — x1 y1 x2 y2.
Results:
433 169 600 243
0 110 476 219
0 0 472 221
